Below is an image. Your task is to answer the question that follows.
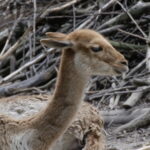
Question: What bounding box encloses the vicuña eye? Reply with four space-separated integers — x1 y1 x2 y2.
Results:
91 46 103 52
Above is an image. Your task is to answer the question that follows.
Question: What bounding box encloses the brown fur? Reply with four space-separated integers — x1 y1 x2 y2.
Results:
0 94 104 150
0 29 128 150
58 102 105 150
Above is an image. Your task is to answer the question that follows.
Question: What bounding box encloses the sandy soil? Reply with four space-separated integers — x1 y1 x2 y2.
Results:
106 124 150 150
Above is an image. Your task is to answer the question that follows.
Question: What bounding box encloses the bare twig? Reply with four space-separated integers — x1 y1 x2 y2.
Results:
0 48 55 84
123 91 143 108
77 0 119 29
98 1 150 30
40 0 80 18
72 4 76 30
0 14 23 55
87 85 150 99
33 0 37 56
118 28 147 41
0 29 29 62
146 25 150 71
109 40 146 51
115 109 150 132
126 58 146 78
116 0 147 39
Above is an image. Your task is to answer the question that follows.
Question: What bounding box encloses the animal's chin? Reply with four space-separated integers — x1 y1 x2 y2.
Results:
114 69 123 75
113 66 129 75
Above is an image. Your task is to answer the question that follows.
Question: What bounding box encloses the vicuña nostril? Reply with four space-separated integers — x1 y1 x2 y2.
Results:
120 61 128 66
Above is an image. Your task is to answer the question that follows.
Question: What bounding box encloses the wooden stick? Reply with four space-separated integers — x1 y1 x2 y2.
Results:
0 29 29 62
0 48 55 84
123 91 143 108
146 26 150 71
77 0 119 29
40 0 80 18
98 1 150 30
114 109 150 132
0 15 23 55
116 0 147 38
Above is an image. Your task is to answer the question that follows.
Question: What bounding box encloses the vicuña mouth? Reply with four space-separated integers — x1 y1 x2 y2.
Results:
114 66 129 74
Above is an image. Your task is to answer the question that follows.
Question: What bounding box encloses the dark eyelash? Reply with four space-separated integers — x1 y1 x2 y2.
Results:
91 46 103 52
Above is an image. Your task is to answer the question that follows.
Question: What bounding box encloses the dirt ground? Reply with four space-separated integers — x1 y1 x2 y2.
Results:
104 102 150 150
106 119 150 150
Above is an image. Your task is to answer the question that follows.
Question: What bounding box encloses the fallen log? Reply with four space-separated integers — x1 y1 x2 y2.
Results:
0 66 55 96
114 109 150 132
102 108 150 126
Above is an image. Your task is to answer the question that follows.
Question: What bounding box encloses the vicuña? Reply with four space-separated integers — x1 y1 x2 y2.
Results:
0 29 128 150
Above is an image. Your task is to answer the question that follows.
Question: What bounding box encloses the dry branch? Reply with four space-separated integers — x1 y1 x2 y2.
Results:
102 108 150 126
114 109 150 132
40 0 81 18
0 29 9 42
98 1 150 30
110 40 146 52
0 48 55 84
146 26 150 71
123 92 143 108
0 29 29 62
0 15 23 56
77 0 119 29
0 67 55 96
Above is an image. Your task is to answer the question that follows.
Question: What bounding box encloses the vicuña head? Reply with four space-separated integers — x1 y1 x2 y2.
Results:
0 29 128 150
41 29 128 77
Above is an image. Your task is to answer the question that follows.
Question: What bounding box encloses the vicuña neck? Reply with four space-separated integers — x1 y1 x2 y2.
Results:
31 49 89 148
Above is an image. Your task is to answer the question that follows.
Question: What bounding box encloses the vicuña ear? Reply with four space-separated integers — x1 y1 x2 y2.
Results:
40 38 73 48
46 32 66 40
